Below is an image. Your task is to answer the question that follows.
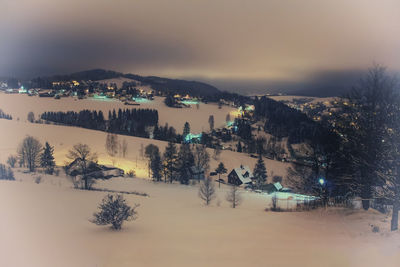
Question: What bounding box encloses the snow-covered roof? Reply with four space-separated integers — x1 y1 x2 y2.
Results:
274 182 283 191
233 165 253 184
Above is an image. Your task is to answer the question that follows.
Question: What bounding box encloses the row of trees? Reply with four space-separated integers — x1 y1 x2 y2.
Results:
41 108 159 138
144 142 210 184
0 109 12 120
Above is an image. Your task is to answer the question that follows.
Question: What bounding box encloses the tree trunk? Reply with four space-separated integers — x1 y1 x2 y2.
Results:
391 201 399 231
361 177 371 210
84 175 88 190
362 199 370 210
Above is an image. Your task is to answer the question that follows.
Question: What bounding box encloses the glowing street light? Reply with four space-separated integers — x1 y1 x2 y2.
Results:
318 178 325 186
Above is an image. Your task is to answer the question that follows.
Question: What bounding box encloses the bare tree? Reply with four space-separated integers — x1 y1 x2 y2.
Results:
379 80 400 231
194 145 210 175
105 133 119 157
226 184 242 208
120 139 128 158
286 163 315 195
198 177 216 205
139 143 144 159
213 145 222 160
66 143 98 190
335 64 396 210
18 136 42 172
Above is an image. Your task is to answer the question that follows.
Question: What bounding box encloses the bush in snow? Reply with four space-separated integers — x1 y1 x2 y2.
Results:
34 176 42 184
91 194 139 230
126 170 135 178
7 155 17 168
0 164 15 180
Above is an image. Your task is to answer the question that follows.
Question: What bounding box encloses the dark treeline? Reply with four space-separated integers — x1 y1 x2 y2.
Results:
254 96 326 144
0 109 12 120
41 108 159 138
203 91 251 105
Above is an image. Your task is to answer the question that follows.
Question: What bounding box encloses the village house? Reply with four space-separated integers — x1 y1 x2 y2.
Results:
227 165 254 186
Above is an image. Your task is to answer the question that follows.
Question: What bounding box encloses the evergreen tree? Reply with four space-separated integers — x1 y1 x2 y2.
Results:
215 162 227 188
237 141 242 153
208 115 214 132
40 142 56 174
183 122 190 141
150 150 163 182
253 155 267 189
176 143 194 184
163 142 177 183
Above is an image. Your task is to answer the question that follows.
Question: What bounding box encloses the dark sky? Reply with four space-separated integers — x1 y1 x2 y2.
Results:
1 0 399 95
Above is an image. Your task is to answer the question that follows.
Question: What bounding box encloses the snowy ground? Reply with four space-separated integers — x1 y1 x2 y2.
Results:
0 119 290 180
1 93 399 267
1 172 399 267
0 93 235 133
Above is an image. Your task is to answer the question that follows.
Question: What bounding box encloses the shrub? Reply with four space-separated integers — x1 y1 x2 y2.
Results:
7 155 17 168
91 194 139 230
34 176 42 184
0 164 15 180
371 225 380 233
127 170 136 178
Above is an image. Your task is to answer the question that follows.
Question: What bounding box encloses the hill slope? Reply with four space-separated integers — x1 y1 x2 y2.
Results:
41 69 221 96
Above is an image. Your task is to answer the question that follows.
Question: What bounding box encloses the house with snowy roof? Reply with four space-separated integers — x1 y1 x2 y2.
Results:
228 165 254 186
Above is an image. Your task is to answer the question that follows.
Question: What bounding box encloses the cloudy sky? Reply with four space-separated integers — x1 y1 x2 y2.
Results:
1 0 399 95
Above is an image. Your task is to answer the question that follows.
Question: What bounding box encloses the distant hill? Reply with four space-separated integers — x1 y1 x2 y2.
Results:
40 69 221 97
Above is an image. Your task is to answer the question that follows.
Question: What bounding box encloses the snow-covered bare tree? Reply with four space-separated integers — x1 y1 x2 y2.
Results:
335 65 395 210
105 133 119 158
198 177 216 205
18 136 42 172
226 184 242 208
120 139 128 158
194 144 210 175
66 143 98 190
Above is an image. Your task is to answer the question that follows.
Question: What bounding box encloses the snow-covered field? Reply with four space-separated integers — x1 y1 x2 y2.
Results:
0 93 235 133
1 93 400 267
1 173 399 267
0 119 290 179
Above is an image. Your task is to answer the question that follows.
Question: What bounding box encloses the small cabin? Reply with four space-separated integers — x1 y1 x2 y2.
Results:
228 165 254 186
